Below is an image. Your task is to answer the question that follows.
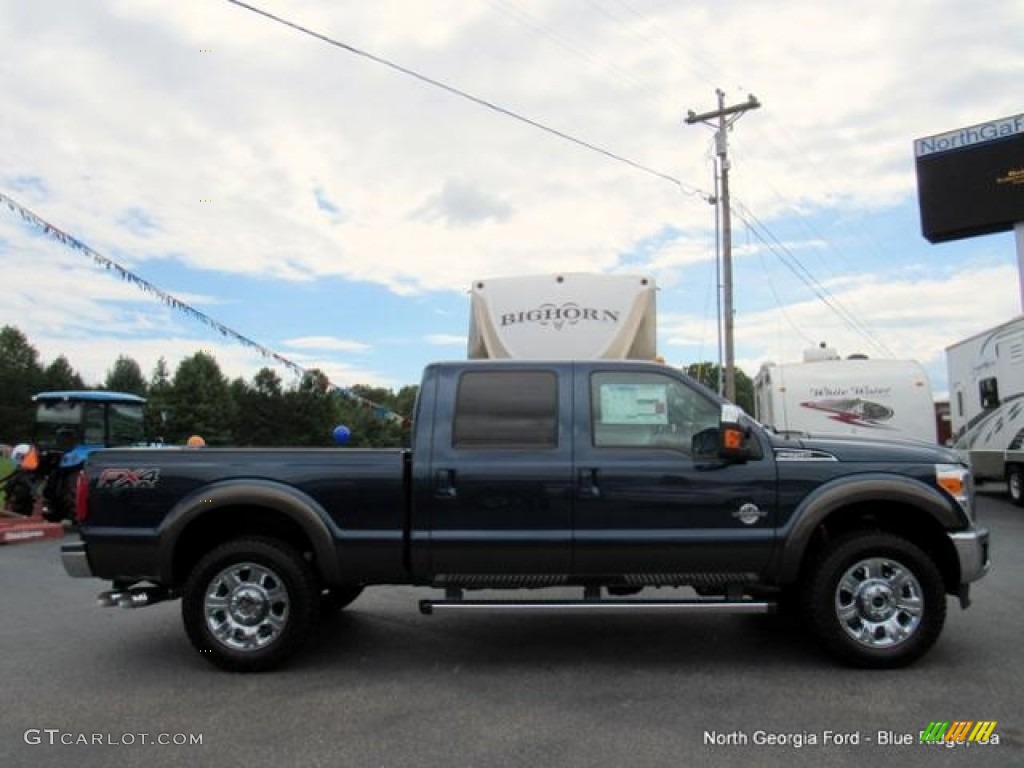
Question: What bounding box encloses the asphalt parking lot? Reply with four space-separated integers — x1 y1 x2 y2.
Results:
1 490 1021 768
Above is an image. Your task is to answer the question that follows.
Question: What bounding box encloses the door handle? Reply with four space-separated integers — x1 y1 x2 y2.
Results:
435 469 457 498
578 468 600 498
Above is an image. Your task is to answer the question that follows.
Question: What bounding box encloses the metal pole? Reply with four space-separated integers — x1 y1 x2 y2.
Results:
717 90 737 401
713 171 723 396
685 90 760 403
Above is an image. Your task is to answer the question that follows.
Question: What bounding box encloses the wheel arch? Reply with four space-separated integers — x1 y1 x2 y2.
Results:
777 476 964 594
157 480 341 587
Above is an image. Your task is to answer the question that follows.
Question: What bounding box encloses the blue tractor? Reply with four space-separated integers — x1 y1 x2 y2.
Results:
3 391 148 522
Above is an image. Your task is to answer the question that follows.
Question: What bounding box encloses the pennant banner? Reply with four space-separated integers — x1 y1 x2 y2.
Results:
1 190 409 427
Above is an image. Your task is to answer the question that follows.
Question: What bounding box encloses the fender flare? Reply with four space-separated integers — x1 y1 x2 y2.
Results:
775 473 963 583
155 479 340 584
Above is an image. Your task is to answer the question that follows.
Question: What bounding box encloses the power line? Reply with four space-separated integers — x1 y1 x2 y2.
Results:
593 1 908 322
223 2 896 365
732 200 895 358
224 0 705 195
484 0 669 106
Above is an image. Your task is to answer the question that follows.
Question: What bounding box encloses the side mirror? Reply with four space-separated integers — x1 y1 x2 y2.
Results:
718 404 761 461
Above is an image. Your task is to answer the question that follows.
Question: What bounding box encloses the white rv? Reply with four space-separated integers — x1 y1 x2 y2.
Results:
467 273 657 360
754 346 937 443
946 315 1024 503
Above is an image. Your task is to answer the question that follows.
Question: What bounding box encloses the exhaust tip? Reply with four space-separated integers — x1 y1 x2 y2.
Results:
119 592 150 609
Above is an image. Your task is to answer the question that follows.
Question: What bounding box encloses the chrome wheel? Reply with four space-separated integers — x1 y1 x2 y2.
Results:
184 538 319 672
834 557 923 649
204 562 291 651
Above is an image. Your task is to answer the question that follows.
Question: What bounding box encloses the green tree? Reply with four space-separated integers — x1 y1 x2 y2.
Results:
104 355 147 396
393 385 419 420
282 369 337 446
230 371 289 446
684 361 755 414
145 357 173 441
240 368 288 446
337 385 413 447
42 355 85 391
166 352 235 445
0 325 44 441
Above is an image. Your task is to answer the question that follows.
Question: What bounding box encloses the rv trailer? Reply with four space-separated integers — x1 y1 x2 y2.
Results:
467 274 656 360
754 346 937 443
947 315 1024 504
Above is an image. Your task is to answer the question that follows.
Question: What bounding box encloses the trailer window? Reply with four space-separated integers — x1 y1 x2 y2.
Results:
979 377 1000 410
453 371 558 448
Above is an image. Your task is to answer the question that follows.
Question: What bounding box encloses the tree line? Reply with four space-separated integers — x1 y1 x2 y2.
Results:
0 325 416 448
0 324 755 450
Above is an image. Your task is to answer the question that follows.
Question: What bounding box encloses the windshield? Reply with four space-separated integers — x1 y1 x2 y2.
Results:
34 400 146 448
36 400 81 427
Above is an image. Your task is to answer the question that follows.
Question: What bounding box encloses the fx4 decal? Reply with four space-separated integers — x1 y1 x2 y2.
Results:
97 468 161 490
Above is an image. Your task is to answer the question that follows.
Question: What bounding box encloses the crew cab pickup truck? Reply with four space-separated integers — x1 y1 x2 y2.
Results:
62 360 990 672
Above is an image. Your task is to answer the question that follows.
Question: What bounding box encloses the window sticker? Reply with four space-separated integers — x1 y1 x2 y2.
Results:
599 384 669 425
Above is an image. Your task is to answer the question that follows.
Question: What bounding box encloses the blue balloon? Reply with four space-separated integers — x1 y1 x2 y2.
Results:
332 425 351 445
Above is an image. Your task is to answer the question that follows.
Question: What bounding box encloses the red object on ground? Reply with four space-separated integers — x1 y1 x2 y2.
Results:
0 507 64 545
0 520 64 544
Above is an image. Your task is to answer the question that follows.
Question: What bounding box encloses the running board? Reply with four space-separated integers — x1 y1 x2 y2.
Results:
419 599 775 615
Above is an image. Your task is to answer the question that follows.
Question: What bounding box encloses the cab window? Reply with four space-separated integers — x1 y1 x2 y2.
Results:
109 403 146 446
590 371 719 454
82 403 106 444
453 370 558 448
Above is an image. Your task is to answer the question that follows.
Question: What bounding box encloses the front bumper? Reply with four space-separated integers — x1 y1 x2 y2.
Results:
949 527 991 584
62 539 93 579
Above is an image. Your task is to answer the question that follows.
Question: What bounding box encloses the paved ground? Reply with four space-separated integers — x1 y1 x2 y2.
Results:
1 491 1021 768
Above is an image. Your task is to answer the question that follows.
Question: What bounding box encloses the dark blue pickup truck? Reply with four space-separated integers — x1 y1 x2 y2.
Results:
62 360 990 672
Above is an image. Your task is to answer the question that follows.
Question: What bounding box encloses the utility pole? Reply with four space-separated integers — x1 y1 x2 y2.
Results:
686 90 760 402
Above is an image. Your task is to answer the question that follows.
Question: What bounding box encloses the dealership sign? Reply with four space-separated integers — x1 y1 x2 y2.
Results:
914 113 1024 243
915 114 1024 157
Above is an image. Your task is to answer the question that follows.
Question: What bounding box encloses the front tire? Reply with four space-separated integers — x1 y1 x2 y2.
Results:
182 537 319 672
802 532 946 668
1008 465 1024 507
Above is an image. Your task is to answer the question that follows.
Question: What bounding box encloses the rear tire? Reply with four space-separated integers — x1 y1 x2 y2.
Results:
4 473 35 517
1007 465 1024 507
182 537 319 672
802 532 946 668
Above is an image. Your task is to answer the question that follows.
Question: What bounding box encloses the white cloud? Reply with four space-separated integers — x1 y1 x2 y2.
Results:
1 0 1021 394
424 334 467 347
283 336 371 353
413 178 513 228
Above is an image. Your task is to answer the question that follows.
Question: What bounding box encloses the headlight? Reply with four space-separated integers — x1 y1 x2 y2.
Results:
936 463 974 522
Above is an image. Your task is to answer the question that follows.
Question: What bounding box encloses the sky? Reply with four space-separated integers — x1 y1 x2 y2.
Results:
1 0 1022 401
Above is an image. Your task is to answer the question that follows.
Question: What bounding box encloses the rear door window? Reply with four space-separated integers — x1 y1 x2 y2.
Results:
453 371 558 448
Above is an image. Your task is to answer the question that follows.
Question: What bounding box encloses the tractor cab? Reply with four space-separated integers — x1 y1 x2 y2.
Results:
33 391 148 471
7 391 149 521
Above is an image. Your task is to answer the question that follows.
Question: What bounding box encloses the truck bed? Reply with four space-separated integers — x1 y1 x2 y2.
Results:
82 447 410 584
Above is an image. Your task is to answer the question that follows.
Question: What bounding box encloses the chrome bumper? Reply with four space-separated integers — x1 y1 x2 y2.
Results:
61 540 93 579
949 527 991 584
